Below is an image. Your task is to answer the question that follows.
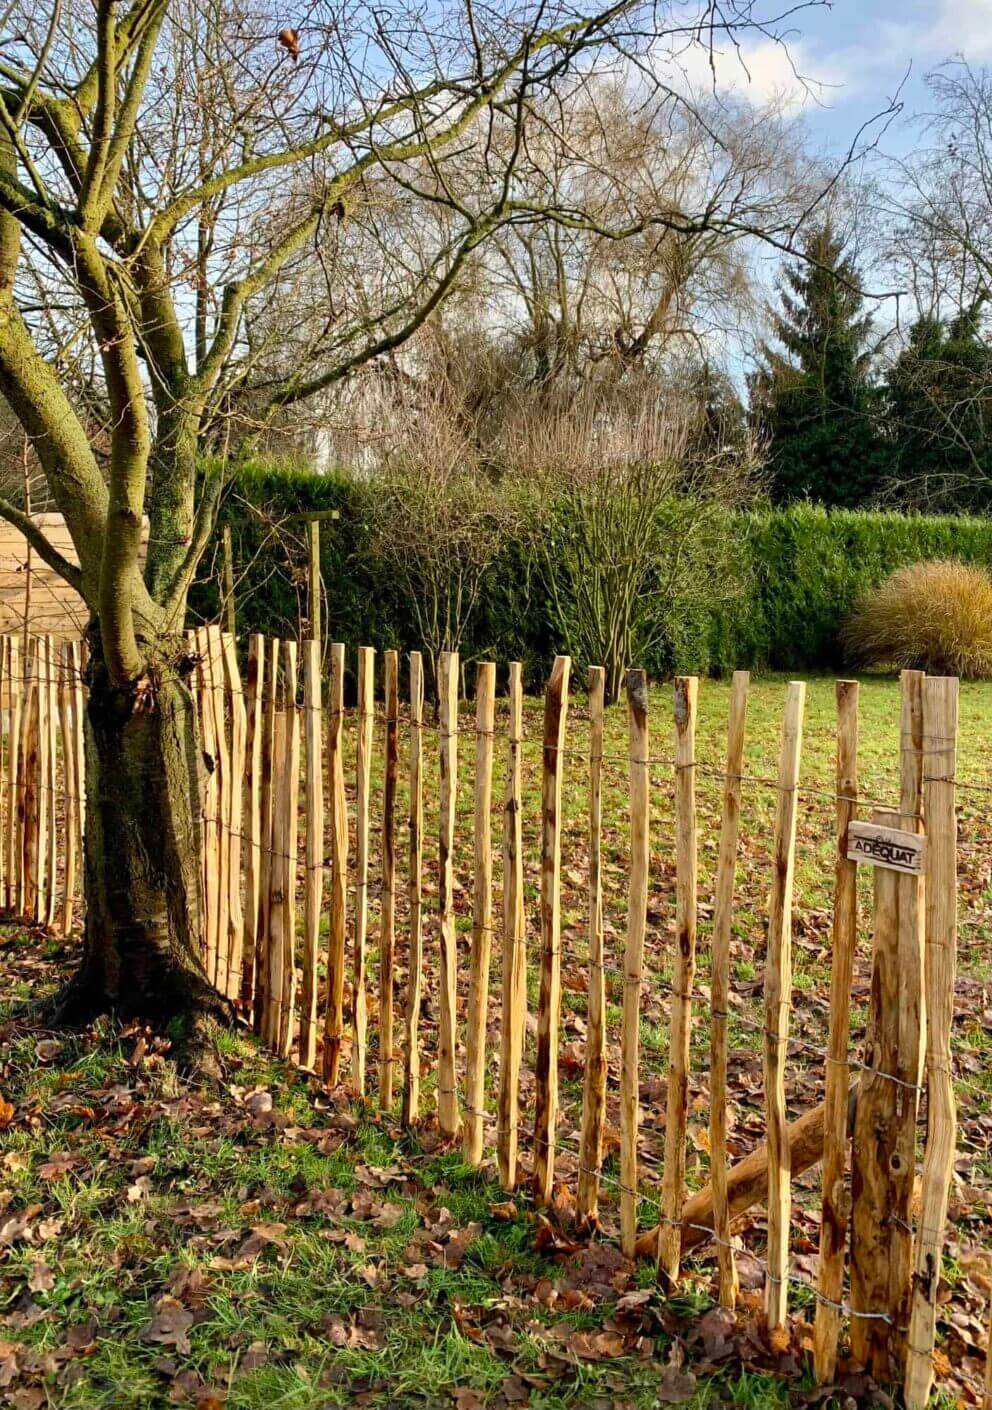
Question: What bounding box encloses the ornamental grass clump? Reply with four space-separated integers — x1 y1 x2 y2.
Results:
843 559 992 678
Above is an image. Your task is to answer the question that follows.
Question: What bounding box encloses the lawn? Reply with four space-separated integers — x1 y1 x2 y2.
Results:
0 672 990 1409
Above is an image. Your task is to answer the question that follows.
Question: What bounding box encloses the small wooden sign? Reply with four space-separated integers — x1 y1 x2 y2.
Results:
846 820 926 875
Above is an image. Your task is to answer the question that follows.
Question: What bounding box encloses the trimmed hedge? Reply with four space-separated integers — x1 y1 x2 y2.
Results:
190 465 992 677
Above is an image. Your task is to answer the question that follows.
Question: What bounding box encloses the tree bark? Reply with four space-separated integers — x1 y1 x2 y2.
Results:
58 629 216 1024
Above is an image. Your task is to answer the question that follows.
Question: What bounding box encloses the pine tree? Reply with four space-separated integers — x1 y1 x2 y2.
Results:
884 302 992 510
749 223 886 506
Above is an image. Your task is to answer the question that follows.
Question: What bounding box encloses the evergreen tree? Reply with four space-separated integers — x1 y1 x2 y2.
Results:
749 223 887 506
884 302 992 510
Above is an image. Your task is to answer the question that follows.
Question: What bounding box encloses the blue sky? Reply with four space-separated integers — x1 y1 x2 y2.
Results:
697 0 992 155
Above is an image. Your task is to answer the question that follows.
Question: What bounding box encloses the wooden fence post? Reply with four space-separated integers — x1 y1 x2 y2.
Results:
533 654 571 1206
379 649 399 1109
709 670 749 1307
905 676 958 1410
7 635 22 914
221 632 246 999
300 638 324 1069
308 521 321 647
578 665 606 1224
206 627 232 989
763 680 805 1331
498 662 525 1190
402 651 424 1126
70 638 84 867
352 645 374 1095
57 642 79 937
255 636 280 1032
195 628 220 987
43 635 57 927
323 642 348 1086
659 675 699 1287
222 525 236 638
0 636 7 912
242 634 265 1011
21 638 39 921
438 649 461 1138
621 668 649 1258
266 702 288 1050
35 634 50 925
278 639 300 1058
464 661 496 1165
814 679 859 1381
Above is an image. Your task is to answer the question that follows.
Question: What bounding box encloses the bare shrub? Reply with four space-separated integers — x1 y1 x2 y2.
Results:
843 560 992 678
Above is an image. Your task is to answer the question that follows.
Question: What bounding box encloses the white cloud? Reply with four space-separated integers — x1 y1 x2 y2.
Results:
923 0 992 62
668 34 854 114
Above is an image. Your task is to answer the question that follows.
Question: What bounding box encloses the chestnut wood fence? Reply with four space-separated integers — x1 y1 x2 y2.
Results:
0 624 974 1408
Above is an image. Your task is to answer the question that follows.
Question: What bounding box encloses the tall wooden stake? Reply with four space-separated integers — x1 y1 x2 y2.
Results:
34 634 50 924
278 639 300 1057
352 645 374 1095
242 634 265 1011
402 651 424 1126
709 670 749 1307
222 525 236 638
763 680 805 1330
300 638 324 1069
621 668 649 1258
905 677 959 1410
323 642 348 1086
578 665 607 1224
254 636 280 1032
659 675 699 1286
6 635 22 914
463 661 496 1164
533 654 571 1205
814 679 859 1381
308 521 321 647
57 642 79 937
221 632 246 999
437 649 461 1138
379 649 399 1108
498 662 525 1190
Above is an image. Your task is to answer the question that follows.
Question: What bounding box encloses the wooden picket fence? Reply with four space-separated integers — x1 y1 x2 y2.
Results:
0 633 86 931
0 623 970 1407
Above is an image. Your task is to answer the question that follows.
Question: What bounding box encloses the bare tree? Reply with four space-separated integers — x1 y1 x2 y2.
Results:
0 0 847 1032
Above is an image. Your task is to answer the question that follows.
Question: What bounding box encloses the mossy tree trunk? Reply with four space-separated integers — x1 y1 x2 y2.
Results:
59 631 217 1022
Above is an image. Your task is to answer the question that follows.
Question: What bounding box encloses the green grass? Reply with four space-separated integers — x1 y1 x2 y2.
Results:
1 672 991 1407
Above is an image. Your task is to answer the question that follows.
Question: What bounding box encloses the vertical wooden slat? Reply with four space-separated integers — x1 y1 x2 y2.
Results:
763 680 806 1331
905 677 959 1410
278 639 300 1058
659 675 699 1287
814 679 859 1381
0 636 7 912
43 636 57 928
206 626 232 992
7 635 22 914
498 662 525 1190
266 703 289 1051
323 642 348 1086
35 635 50 925
308 521 321 646
222 524 236 638
578 665 606 1224
352 645 374 1095
621 668 649 1258
242 634 265 1011
437 649 461 1138
709 670 749 1307
20 638 38 921
221 632 247 999
851 805 903 1378
379 649 399 1109
891 667 926 1358
463 661 496 1164
402 651 424 1126
533 654 571 1205
300 638 324 1069
70 640 84 868
58 642 79 937
254 636 280 1031
195 627 220 986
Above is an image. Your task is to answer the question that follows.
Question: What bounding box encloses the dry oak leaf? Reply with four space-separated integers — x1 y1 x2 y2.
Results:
277 27 300 60
655 1367 698 1403
142 1299 195 1355
566 1328 627 1360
